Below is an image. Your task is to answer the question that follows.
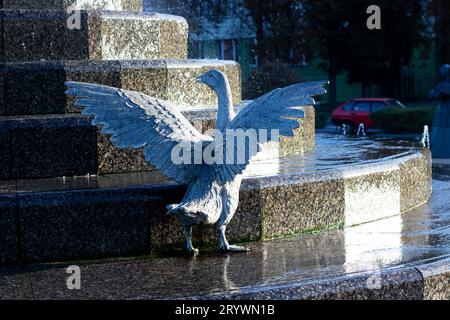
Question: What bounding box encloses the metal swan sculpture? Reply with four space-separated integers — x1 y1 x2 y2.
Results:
65 70 327 255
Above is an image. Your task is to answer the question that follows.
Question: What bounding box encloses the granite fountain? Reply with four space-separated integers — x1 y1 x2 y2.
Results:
0 0 449 300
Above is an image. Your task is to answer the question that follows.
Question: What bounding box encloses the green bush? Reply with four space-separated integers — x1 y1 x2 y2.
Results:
315 111 330 129
370 107 435 133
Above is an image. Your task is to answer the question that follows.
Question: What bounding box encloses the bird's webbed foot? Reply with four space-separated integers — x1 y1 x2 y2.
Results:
185 244 199 256
218 225 250 253
183 224 199 256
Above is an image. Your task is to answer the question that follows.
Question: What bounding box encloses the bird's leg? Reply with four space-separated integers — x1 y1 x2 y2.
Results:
218 225 250 253
182 224 199 256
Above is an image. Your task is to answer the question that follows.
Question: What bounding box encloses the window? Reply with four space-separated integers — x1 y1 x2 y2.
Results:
353 102 371 112
189 41 204 59
342 102 355 111
371 102 386 112
387 100 406 109
219 40 237 61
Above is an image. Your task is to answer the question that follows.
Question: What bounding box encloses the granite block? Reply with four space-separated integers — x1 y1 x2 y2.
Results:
416 258 450 300
2 10 90 62
279 105 315 155
2 10 186 62
94 12 187 60
0 195 19 264
148 188 185 249
399 149 432 212
257 172 345 239
3 61 66 115
0 65 5 113
9 115 98 179
96 131 154 175
159 17 189 59
2 0 143 11
5 59 241 116
166 59 241 108
343 166 401 227
118 60 168 97
0 267 33 299
19 189 157 262
0 180 15 194
65 60 122 113
0 120 11 179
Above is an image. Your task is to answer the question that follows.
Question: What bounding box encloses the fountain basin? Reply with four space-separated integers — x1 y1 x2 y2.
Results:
0 134 432 263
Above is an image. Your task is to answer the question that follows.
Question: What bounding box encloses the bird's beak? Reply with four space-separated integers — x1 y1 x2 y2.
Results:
196 74 206 84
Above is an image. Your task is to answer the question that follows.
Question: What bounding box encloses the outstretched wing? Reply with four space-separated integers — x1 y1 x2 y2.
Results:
214 81 328 183
65 82 211 184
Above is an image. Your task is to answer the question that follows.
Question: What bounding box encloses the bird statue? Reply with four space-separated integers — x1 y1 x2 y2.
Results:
65 70 327 255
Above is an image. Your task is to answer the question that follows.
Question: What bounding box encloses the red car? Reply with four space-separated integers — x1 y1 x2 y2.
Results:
331 98 406 132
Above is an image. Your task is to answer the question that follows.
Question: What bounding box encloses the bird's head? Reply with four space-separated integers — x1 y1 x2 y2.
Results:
196 70 227 91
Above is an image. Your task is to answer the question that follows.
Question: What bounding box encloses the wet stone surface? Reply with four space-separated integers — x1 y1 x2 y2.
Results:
0 115 99 179
0 176 448 299
0 196 18 264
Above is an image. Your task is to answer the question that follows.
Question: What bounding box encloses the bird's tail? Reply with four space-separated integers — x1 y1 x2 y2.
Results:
166 203 210 224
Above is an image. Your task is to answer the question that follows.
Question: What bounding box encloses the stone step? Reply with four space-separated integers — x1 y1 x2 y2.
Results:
0 114 98 180
0 59 241 116
0 105 313 180
2 0 143 11
0 149 431 264
1 10 187 62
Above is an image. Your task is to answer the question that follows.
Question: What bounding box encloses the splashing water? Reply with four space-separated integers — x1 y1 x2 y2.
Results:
357 123 367 137
422 125 430 148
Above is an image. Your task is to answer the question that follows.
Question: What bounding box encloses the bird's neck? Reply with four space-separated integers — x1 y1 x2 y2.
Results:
215 78 235 132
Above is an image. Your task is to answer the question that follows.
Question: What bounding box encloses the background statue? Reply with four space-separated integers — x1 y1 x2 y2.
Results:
65 70 327 255
430 64 450 159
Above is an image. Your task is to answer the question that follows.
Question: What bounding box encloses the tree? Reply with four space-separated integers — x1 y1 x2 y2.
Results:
427 0 450 69
242 0 307 65
303 0 429 100
343 0 428 97
302 1 348 105
148 0 430 100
